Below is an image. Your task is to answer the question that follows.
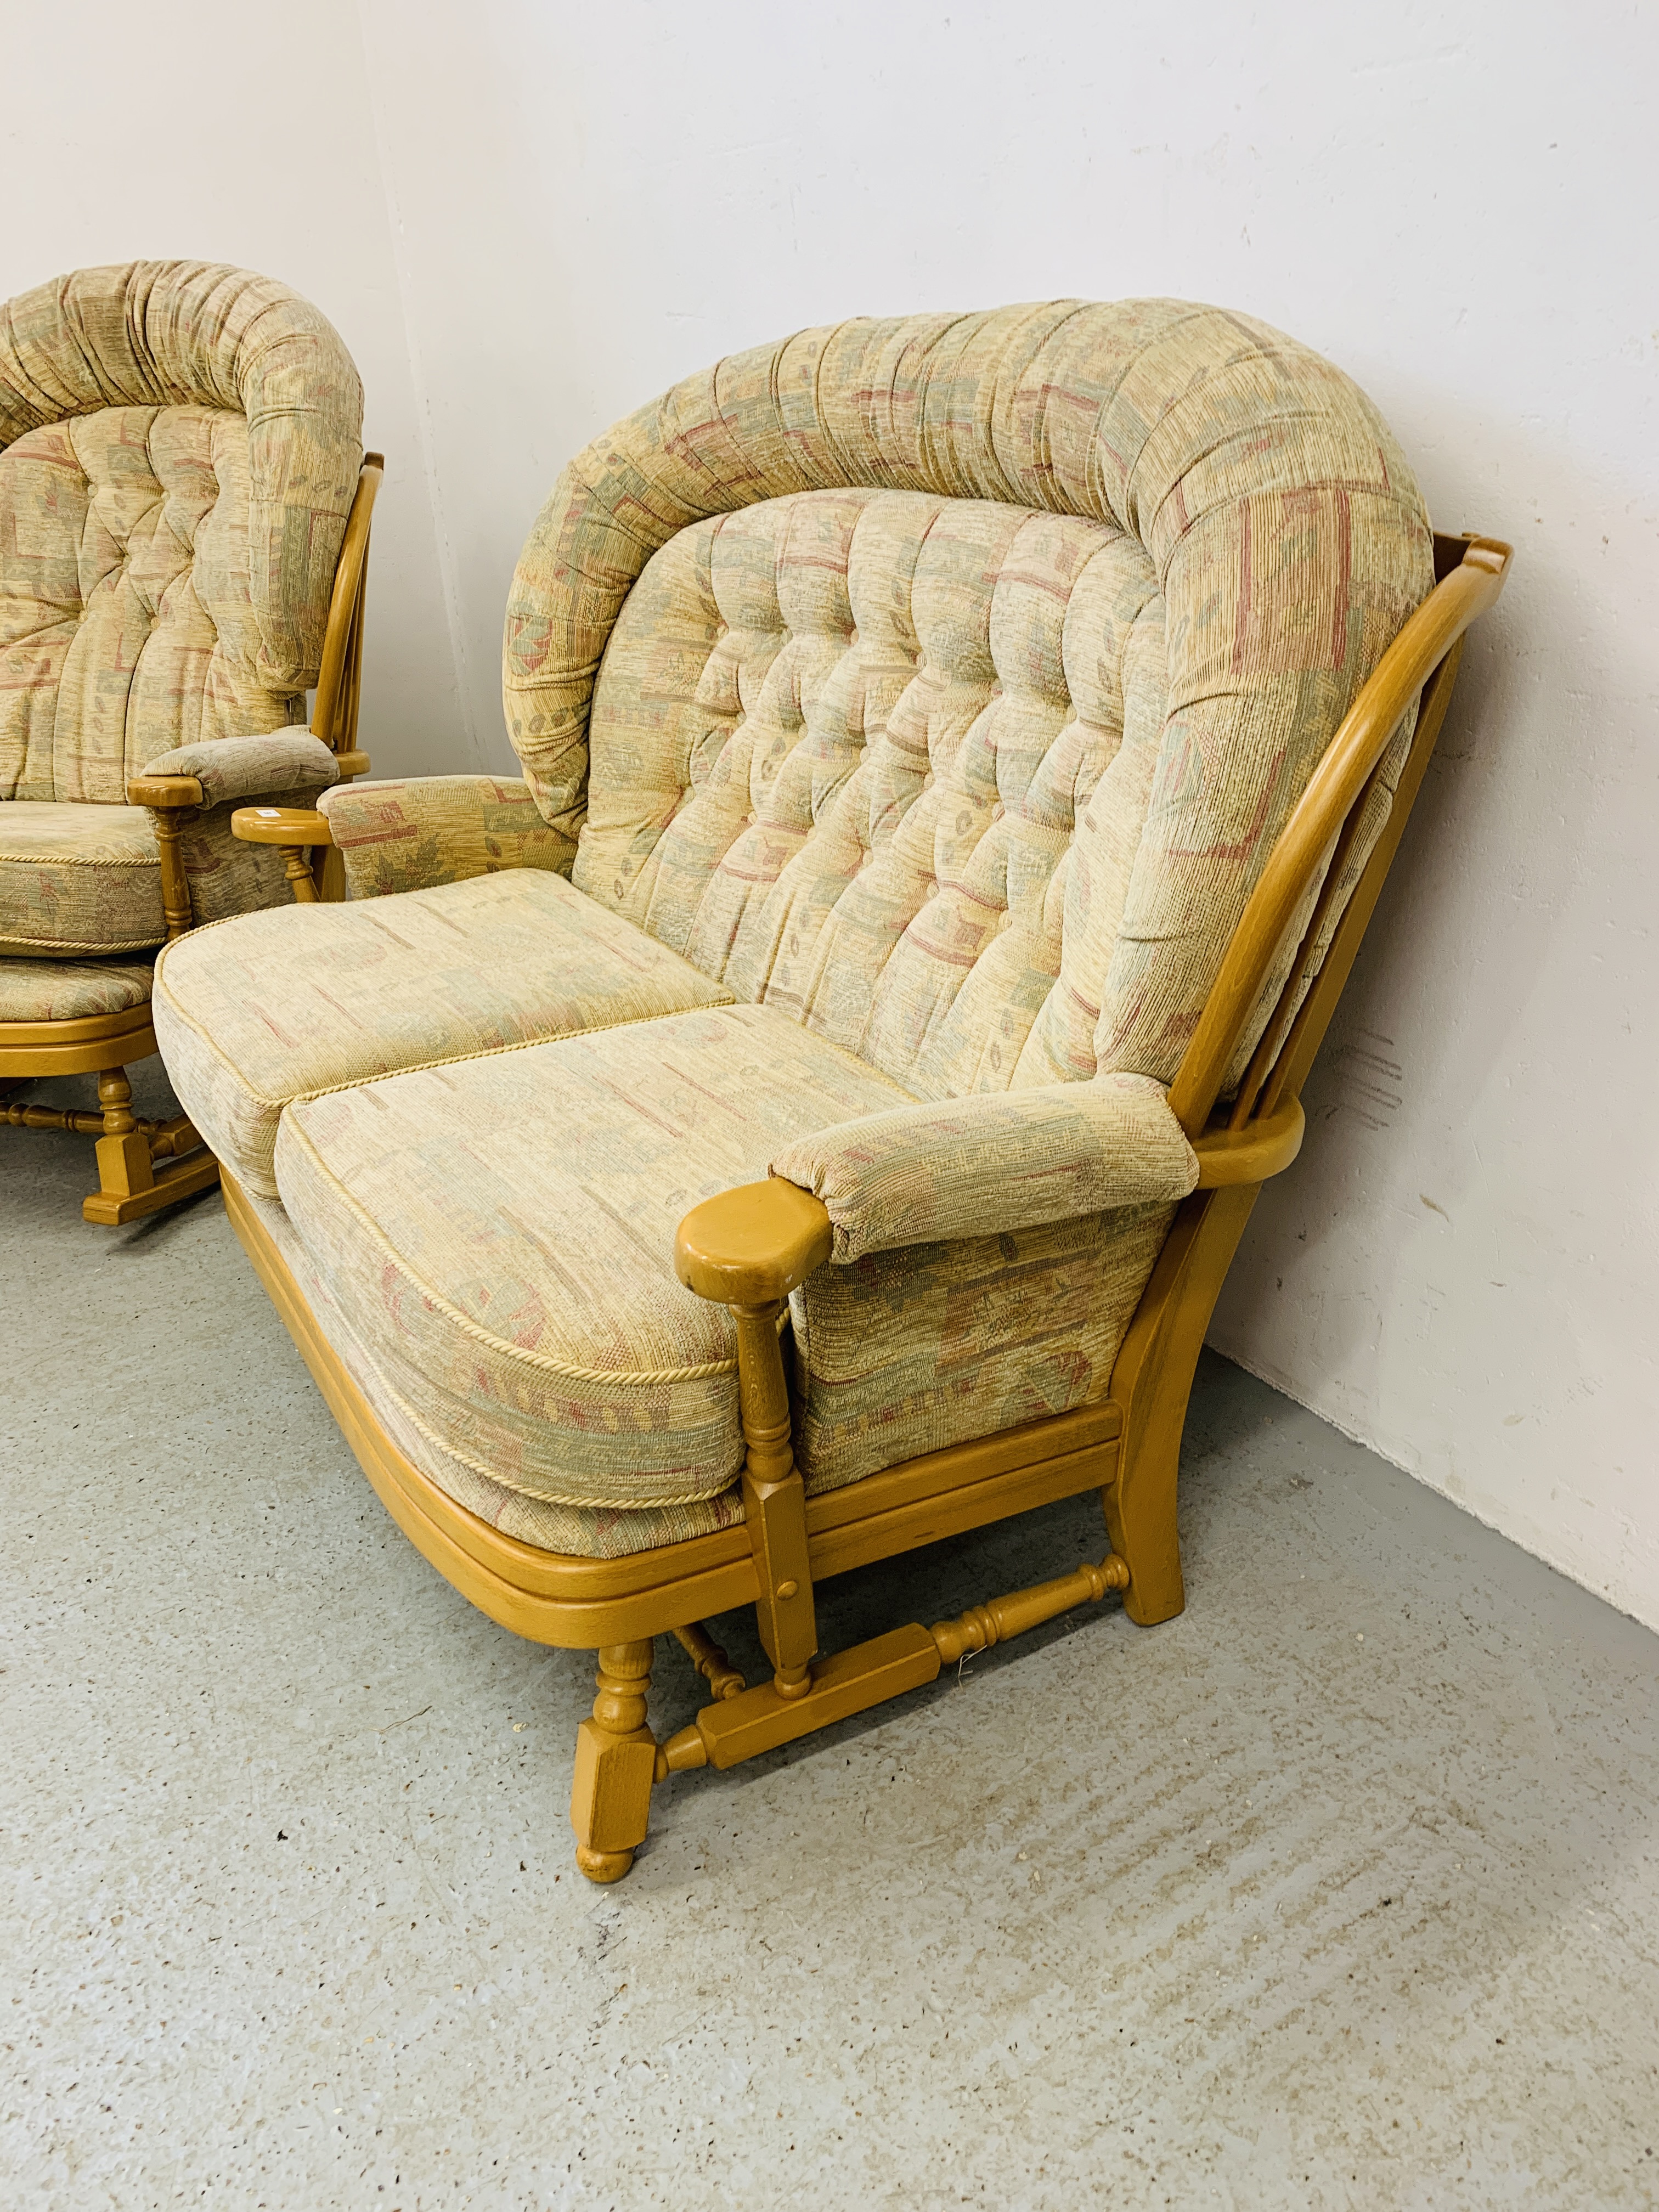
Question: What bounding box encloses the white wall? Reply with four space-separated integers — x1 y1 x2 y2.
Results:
12 4 1656 1627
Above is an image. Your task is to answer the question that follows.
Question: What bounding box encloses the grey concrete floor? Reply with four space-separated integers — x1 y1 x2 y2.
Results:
3 1060 1658 2212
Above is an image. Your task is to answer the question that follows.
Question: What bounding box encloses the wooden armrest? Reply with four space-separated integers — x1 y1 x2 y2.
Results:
231 806 334 848
676 1179 833 1305
127 773 204 808
331 749 371 780
1192 1096 1304 1187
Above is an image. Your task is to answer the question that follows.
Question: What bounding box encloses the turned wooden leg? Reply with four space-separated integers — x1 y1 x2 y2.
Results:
280 844 321 902
152 808 197 941
92 1067 155 1203
569 1640 657 1884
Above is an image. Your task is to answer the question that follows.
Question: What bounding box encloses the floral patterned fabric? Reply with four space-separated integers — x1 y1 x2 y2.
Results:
0 802 164 954
318 775 574 899
0 953 151 1023
771 1071 1198 1264
152 867 734 1197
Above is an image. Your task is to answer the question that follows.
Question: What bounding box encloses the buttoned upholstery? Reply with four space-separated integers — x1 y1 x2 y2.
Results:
156 298 1437 1555
0 261 363 804
0 263 363 974
523 302 1431 1098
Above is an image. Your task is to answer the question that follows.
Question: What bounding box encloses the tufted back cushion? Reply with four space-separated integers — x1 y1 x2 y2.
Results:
541 301 1433 1092
575 488 1169 1095
0 263 362 804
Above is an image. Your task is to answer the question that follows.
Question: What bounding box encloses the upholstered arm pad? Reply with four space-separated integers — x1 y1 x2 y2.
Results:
317 774 576 899
139 730 341 806
769 1074 1200 1265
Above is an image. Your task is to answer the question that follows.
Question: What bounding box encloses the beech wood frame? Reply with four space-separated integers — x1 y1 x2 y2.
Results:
0 456 382 1224
219 530 1510 1881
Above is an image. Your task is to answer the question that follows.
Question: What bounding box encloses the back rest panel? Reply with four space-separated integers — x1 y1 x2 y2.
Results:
574 479 1419 1103
526 302 1435 1093
577 487 1172 1094
0 405 301 803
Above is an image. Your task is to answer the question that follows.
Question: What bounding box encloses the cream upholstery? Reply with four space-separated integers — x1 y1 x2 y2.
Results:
514 302 1430 1094
771 1073 1198 1265
0 261 363 800
0 953 152 1023
235 1177 751 1561
151 868 734 1196
0 802 166 955
792 1193 1180 1493
156 298 1435 1553
318 775 573 898
272 1005 913 1511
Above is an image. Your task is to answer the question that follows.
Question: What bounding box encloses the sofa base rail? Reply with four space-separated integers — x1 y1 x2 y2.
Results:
660 1550 1130 1778
572 1553 1131 1884
221 1165 1133 1643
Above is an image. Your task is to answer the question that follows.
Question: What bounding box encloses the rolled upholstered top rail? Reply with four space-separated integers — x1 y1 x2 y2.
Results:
504 298 1435 1084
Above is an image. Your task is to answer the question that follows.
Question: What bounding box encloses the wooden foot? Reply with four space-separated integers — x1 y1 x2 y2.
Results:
92 1066 153 1201
82 1148 221 1226
82 1070 220 1225
570 1640 657 1883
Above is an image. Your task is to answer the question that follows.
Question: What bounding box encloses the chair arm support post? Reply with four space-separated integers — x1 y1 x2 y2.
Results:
125 785 202 940
675 1181 829 1697
232 807 334 906
157 812 195 939
733 1302 817 1697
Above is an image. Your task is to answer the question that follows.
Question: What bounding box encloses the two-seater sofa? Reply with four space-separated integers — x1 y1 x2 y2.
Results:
152 301 1509 1881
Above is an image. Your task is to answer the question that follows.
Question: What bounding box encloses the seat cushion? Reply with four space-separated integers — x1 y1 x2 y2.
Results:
273 1002 916 1514
152 869 736 1197
0 954 153 1024
0 802 163 955
236 1179 751 1562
